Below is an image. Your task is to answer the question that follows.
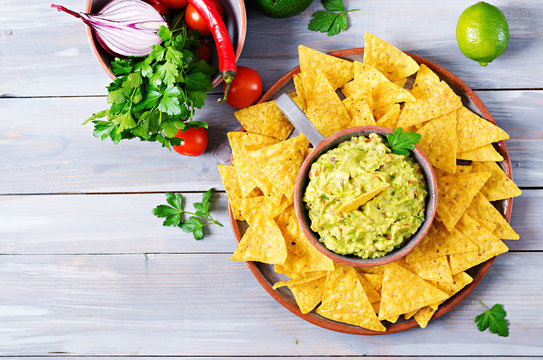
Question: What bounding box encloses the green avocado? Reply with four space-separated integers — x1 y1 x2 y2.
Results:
252 0 314 18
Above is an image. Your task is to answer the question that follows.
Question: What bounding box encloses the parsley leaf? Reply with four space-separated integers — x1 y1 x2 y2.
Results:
308 0 358 36
86 25 217 149
386 128 421 156
152 189 223 240
475 301 509 337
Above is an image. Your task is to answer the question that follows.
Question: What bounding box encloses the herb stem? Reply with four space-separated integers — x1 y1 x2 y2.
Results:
182 210 223 227
480 300 489 311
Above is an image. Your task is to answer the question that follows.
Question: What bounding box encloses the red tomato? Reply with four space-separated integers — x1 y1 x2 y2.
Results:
185 0 224 36
197 40 211 64
224 66 263 109
150 2 168 14
160 0 188 9
173 127 208 156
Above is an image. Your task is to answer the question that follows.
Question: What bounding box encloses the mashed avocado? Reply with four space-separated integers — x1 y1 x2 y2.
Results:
304 133 427 259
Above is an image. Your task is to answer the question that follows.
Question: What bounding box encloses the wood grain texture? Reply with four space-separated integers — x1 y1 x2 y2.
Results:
0 190 534 254
0 253 541 356
1 90 541 194
1 0 543 97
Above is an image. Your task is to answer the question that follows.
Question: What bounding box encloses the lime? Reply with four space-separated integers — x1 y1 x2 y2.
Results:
456 2 509 66
253 0 314 18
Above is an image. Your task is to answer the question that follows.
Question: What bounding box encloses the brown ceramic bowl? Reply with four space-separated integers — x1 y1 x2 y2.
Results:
228 48 514 334
85 0 246 87
292 126 438 268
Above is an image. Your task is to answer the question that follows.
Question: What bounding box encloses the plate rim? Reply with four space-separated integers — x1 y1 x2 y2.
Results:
228 48 513 335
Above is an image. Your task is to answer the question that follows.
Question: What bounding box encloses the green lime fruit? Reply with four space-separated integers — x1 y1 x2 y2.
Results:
253 0 314 18
456 1 509 66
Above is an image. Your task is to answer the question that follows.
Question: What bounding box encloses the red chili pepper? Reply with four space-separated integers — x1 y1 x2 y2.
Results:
188 0 236 103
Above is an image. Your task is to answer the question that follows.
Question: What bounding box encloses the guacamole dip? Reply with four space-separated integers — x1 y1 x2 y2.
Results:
304 133 427 259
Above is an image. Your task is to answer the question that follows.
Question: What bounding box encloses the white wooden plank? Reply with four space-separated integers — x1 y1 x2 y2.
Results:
2 0 543 97
0 95 238 193
0 90 540 194
0 253 540 356
0 190 535 254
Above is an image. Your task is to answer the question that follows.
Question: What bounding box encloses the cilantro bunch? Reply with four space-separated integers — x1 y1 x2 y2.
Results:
153 189 223 240
85 26 217 150
387 128 422 156
308 0 359 36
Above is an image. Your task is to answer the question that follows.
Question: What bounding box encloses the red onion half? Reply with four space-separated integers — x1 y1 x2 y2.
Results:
52 0 167 57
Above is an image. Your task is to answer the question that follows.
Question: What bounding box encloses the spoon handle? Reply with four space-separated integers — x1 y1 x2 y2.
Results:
274 94 326 147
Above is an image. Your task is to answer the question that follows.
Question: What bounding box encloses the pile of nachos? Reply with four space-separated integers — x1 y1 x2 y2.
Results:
218 33 521 332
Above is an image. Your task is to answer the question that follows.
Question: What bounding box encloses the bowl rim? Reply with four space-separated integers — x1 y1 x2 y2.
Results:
294 126 438 268
84 0 247 87
228 47 513 335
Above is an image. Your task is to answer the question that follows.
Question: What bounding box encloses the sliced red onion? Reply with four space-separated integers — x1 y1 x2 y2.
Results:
51 0 167 57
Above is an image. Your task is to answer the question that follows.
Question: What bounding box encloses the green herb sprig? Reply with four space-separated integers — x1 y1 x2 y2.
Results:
85 25 216 150
475 301 509 337
308 0 359 36
387 128 422 156
153 189 223 240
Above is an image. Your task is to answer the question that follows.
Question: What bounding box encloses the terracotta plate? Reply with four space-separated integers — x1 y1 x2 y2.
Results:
228 48 513 335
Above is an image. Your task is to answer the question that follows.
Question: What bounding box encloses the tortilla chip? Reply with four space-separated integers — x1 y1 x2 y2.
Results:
348 62 414 108
292 73 306 111
404 308 418 320
273 275 326 314
228 132 279 197
306 70 352 136
338 184 390 213
232 213 287 264
361 272 383 292
436 171 491 231
466 192 519 240
457 144 504 162
417 111 457 173
375 104 401 129
317 270 386 332
410 64 440 99
340 80 357 98
456 107 510 153
378 262 448 320
322 263 351 301
406 220 478 262
298 45 354 94
397 81 462 128
364 32 419 82
373 103 398 120
436 271 473 296
342 94 376 127
385 315 400 324
246 135 308 200
394 78 408 88
456 165 472 174
240 194 291 225
471 161 522 201
372 80 415 109
477 218 498 233
399 256 453 282
234 101 293 141
357 273 381 303
413 306 437 328
217 164 244 220
274 205 334 276
449 214 509 274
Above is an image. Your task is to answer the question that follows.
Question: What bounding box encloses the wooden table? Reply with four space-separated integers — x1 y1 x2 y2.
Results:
1 0 542 357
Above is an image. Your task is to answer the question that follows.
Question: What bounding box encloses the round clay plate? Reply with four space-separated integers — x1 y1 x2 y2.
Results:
228 48 513 335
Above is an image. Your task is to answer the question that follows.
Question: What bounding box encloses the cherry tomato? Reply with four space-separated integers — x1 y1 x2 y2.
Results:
223 66 263 109
160 0 188 9
185 0 224 36
196 40 212 64
172 127 208 156
150 2 168 14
